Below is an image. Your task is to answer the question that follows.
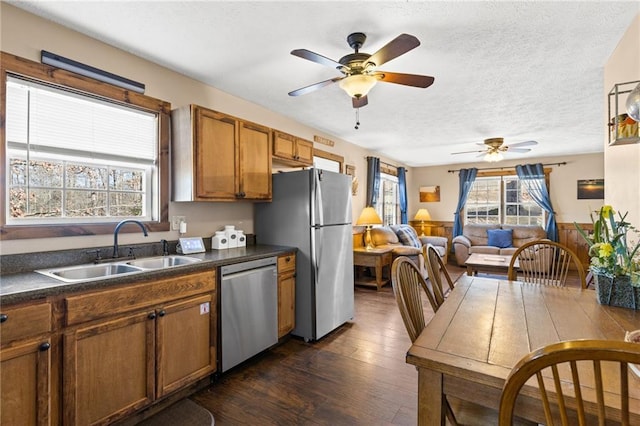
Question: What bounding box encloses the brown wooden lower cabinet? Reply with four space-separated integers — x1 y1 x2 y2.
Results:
62 271 217 425
277 253 296 338
63 311 155 425
1 337 52 426
0 301 53 426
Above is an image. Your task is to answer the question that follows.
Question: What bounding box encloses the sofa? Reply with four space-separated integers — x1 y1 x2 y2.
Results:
368 225 449 277
452 223 547 266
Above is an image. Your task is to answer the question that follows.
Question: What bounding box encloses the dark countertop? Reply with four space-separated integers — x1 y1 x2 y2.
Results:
1 244 296 305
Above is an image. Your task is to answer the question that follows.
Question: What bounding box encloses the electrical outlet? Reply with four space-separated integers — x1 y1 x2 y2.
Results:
171 216 186 231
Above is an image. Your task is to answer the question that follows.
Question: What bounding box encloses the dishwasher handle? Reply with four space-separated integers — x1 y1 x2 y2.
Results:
220 256 277 277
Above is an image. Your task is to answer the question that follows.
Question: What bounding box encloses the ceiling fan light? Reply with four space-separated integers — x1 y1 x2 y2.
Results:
484 151 503 162
339 74 377 98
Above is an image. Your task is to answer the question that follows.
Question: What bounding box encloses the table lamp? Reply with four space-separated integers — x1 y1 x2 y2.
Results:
414 208 432 237
356 207 383 250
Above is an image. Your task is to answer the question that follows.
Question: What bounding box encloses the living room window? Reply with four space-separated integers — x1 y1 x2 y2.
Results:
1 51 171 239
466 175 545 226
376 172 400 225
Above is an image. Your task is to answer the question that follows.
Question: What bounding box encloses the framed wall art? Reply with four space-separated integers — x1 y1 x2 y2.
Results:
577 179 604 199
419 185 440 202
345 164 358 196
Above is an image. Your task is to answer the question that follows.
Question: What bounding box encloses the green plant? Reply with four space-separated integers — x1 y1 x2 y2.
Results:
575 206 640 283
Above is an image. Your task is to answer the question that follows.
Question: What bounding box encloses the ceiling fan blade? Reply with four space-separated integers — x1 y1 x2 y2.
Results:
452 149 484 155
508 140 538 148
365 34 420 68
506 148 531 153
291 49 343 69
375 71 435 88
288 77 343 96
352 95 368 109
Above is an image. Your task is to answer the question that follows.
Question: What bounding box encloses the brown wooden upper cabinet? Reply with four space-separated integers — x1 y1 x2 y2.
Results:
272 130 314 166
172 105 272 201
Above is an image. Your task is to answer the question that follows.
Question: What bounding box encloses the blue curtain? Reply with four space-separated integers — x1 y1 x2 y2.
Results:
516 163 558 242
397 167 408 224
366 156 380 207
453 168 478 238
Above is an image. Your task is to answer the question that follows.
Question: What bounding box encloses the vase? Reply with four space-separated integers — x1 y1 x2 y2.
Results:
594 273 640 309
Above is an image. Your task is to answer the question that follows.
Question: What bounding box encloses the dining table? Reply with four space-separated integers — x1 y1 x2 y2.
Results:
406 274 640 425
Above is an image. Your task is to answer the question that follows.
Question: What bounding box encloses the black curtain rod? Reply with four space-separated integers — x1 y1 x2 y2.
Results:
447 161 567 174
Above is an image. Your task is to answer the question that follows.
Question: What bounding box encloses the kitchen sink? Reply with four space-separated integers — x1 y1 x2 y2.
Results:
126 255 202 269
35 255 202 283
36 263 144 283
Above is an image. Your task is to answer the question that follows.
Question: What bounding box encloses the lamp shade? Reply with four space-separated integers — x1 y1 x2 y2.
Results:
339 74 377 98
414 208 432 221
356 206 383 226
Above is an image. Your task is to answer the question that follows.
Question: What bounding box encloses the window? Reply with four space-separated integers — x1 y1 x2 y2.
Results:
466 175 545 226
1 51 171 239
313 148 344 173
6 76 157 224
376 172 400 225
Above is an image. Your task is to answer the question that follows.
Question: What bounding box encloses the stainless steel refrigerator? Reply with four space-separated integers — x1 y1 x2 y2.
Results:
255 168 354 341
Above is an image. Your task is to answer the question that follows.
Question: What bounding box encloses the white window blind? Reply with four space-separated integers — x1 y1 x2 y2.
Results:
6 76 157 162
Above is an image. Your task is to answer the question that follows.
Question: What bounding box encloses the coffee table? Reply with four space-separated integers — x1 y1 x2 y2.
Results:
464 253 518 276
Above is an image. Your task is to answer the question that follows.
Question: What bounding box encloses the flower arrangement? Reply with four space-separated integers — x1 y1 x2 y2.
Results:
575 205 640 284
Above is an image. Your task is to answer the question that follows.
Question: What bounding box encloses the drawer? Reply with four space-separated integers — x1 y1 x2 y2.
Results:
65 270 216 326
0 302 52 345
278 253 296 274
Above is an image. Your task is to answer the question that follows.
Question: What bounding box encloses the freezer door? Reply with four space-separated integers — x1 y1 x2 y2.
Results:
312 224 354 340
312 169 352 227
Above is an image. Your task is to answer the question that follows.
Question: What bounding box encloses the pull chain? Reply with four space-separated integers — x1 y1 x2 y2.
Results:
354 108 360 130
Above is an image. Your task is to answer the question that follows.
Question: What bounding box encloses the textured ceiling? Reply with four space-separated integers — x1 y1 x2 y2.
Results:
9 1 639 167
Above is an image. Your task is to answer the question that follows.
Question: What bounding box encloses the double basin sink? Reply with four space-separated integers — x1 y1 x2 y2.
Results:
36 255 202 283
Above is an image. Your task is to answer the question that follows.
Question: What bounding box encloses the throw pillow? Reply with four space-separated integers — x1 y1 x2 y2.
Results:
487 229 513 249
393 225 422 248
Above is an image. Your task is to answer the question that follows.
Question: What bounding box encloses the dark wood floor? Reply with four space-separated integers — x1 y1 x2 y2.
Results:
191 264 585 425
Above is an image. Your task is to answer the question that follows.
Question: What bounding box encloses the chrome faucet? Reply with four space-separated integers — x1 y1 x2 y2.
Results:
112 219 148 258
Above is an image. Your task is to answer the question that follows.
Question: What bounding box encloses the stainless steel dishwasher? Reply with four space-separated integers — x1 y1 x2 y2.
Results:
221 256 278 372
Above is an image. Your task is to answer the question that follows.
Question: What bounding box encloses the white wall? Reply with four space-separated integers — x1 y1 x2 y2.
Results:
408 153 604 224
603 14 640 227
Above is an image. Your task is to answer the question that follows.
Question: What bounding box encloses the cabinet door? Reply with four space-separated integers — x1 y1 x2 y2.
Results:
278 273 296 338
64 311 155 426
1 338 51 426
238 121 272 200
273 131 296 161
156 294 215 397
195 107 238 200
295 138 314 165
277 253 296 338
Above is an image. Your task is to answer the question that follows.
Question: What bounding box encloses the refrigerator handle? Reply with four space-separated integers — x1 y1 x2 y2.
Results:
313 169 324 227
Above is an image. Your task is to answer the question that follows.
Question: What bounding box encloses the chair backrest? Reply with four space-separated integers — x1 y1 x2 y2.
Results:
508 240 586 288
499 339 640 426
424 243 455 306
391 256 440 343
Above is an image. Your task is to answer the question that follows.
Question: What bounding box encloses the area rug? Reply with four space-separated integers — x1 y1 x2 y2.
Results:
137 399 214 426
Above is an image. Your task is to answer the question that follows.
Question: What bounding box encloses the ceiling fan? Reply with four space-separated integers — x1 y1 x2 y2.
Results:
452 138 538 162
288 32 435 109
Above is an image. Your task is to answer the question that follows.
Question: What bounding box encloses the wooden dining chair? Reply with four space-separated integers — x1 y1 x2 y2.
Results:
499 339 640 426
508 240 587 288
391 256 486 426
424 243 455 306
391 256 440 342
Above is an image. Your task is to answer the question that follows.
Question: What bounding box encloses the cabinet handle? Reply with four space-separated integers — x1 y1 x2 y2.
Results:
158 310 166 317
39 342 51 352
0 313 7 323
148 312 157 320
